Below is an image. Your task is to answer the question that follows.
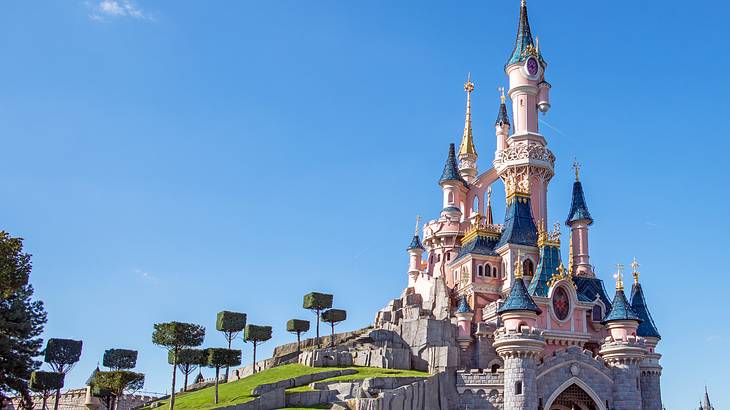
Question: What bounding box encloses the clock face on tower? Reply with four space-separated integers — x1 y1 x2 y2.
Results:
526 57 539 76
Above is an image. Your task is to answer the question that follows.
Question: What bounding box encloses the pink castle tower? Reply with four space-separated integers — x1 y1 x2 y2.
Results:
378 1 666 408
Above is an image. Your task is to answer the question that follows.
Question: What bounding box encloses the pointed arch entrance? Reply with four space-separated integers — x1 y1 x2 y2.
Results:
544 378 606 410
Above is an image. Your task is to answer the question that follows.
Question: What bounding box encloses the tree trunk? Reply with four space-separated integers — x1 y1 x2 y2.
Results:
252 342 258 374
330 322 335 347
183 366 189 392
224 334 232 381
42 392 48 409
296 332 301 353
214 367 220 404
315 310 321 347
169 347 178 410
53 387 60 410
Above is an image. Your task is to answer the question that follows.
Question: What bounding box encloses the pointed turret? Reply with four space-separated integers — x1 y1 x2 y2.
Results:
506 0 546 68
566 164 594 225
485 186 494 225
629 259 661 339
406 216 425 287
702 386 714 410
439 143 466 186
566 160 594 276
495 87 510 152
498 256 542 315
602 266 641 324
458 74 478 181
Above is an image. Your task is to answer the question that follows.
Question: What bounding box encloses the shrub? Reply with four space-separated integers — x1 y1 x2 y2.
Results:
103 349 138 370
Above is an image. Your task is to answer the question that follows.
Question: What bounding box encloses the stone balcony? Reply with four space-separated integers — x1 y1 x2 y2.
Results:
456 369 504 394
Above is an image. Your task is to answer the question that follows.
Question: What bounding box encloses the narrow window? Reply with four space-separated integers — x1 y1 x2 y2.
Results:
592 305 603 322
515 381 522 395
491 364 500 374
448 192 454 204
485 263 491 277
523 259 535 276
493 267 498 277
446 252 451 261
477 265 483 276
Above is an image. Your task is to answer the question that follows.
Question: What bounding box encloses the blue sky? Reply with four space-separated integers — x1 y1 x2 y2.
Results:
1 0 728 408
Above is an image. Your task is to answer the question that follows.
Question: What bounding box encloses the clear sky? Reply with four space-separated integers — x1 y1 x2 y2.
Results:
1 0 728 408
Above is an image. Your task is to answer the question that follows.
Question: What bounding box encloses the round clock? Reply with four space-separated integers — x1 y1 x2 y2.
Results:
552 286 570 321
526 57 539 76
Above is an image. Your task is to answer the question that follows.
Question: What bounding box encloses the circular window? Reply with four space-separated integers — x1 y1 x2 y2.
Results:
552 287 570 321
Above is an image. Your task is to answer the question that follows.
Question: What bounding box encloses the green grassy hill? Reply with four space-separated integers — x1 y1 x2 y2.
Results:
145 364 427 410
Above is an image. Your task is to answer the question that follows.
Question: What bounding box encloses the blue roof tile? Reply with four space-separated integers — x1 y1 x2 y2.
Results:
496 102 510 127
566 180 593 225
453 235 500 263
439 143 467 186
602 288 641 324
528 244 561 297
506 1 547 68
630 283 661 339
574 276 612 310
498 277 542 315
407 235 424 251
496 196 538 248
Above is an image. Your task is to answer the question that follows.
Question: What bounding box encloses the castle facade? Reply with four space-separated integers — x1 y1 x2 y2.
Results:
394 2 663 409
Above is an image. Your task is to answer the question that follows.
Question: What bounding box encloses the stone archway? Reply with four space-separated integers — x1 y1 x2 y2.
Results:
545 378 606 410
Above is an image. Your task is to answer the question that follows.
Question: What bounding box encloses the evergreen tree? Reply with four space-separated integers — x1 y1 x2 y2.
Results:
0 232 47 408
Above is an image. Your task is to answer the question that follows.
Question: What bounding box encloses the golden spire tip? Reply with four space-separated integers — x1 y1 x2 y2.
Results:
414 215 421 237
631 257 640 284
614 263 625 291
572 158 581 181
498 86 506 104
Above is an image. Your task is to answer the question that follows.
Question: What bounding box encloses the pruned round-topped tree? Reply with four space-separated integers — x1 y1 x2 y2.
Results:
321 309 347 348
29 371 64 410
103 349 138 371
152 321 205 410
205 348 241 404
168 348 207 392
216 311 246 380
303 292 333 346
244 325 272 374
43 338 83 410
286 319 310 353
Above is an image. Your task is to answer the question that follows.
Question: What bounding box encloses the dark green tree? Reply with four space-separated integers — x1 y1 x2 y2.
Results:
215 311 246 380
286 319 310 353
206 348 241 404
152 321 205 409
302 292 332 346
167 348 206 392
103 349 138 371
243 325 272 374
0 232 47 408
92 370 144 410
321 309 347 347
43 338 82 410
29 371 64 410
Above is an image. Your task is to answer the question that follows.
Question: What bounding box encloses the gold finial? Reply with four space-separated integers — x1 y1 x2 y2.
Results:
458 73 477 157
572 158 581 181
414 215 421 236
614 263 625 291
521 0 526 7
557 261 565 276
464 72 475 93
514 251 523 280
631 257 640 284
498 86 506 104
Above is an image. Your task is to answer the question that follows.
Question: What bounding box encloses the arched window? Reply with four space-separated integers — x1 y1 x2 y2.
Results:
491 364 500 374
592 305 603 322
477 265 483 277
515 381 522 395
446 252 451 261
448 192 454 204
523 259 535 276
472 196 479 213
485 263 491 278
492 267 498 277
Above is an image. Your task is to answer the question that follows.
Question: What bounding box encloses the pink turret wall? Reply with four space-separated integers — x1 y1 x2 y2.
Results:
571 221 591 274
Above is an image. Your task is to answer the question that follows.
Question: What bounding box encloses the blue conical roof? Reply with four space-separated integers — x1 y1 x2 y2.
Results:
407 235 424 251
506 1 546 68
498 277 541 315
457 295 472 313
528 244 561 297
496 101 510 127
496 196 538 248
630 282 661 339
566 180 593 225
439 143 466 185
602 288 641 324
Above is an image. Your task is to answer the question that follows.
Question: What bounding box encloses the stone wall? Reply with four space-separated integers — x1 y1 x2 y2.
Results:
2 388 155 410
536 346 613 409
610 363 641 410
502 355 538 410
640 371 662 410
348 371 456 410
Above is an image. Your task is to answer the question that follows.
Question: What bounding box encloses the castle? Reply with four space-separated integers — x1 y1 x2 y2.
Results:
382 1 664 409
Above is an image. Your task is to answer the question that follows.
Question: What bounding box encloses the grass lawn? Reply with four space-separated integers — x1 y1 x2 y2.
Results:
144 364 427 410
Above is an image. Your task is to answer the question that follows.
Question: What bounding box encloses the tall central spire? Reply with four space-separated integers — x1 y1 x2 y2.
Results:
458 73 478 181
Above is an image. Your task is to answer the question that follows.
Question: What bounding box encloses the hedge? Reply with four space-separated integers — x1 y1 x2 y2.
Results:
321 309 347 323
216 311 247 333
103 349 138 370
168 348 207 366
303 292 333 310
244 324 272 342
44 338 83 366
29 371 64 392
206 348 242 368
286 319 310 333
